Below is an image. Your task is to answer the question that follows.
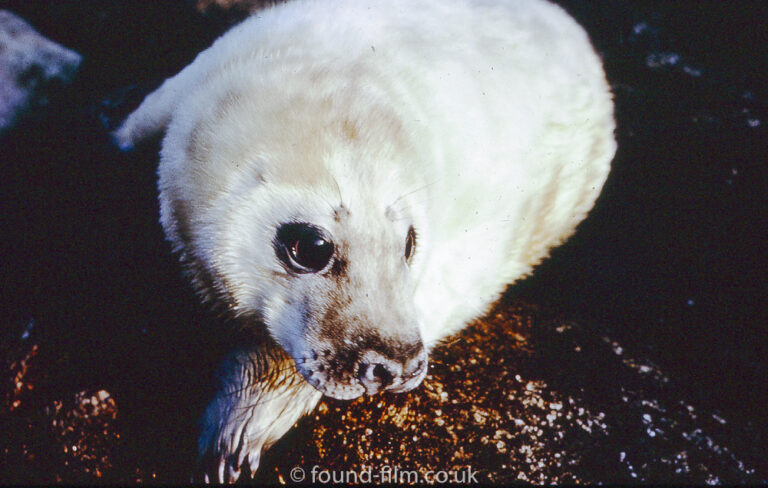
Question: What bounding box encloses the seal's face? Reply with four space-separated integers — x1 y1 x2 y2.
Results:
158 80 429 399
268 217 428 399
215 181 428 400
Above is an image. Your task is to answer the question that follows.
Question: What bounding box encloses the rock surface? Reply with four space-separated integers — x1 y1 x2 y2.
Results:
2 298 763 483
254 299 761 484
0 10 81 132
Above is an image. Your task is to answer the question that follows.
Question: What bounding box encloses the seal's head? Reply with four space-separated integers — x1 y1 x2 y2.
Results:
267 214 428 400
145 67 429 400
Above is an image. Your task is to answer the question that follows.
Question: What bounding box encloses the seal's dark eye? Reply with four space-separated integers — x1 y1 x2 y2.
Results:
275 223 334 273
405 226 416 262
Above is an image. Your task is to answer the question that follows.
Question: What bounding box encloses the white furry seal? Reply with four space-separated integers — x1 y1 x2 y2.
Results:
116 0 615 482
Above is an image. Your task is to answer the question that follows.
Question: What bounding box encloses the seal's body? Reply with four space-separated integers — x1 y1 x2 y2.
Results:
117 0 615 481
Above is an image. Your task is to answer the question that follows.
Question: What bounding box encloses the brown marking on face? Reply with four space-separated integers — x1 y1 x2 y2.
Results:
317 285 353 336
329 258 347 277
333 204 350 223
354 332 424 367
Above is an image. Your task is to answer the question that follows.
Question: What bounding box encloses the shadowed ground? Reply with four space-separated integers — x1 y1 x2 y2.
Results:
2 297 764 483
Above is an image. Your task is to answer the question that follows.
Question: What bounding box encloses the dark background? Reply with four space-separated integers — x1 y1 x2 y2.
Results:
1 0 766 481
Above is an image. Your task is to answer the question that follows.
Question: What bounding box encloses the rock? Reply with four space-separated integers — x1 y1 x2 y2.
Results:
0 320 122 483
4 299 762 483
253 298 764 484
0 10 81 133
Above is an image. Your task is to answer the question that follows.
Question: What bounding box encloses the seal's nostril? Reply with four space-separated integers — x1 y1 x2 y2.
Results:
402 357 426 379
372 364 393 387
357 362 395 394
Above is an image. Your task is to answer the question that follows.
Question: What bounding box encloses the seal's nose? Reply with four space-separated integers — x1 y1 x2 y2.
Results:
356 348 428 395
357 356 396 394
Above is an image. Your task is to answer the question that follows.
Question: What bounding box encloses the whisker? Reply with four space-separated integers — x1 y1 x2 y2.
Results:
389 179 440 209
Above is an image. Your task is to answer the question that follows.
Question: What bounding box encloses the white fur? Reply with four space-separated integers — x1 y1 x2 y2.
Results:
117 0 615 481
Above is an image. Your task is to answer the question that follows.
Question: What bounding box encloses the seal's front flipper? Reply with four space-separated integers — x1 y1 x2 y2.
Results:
197 342 321 483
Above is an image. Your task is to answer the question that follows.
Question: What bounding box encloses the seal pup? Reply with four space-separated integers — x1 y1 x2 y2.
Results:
115 0 615 481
